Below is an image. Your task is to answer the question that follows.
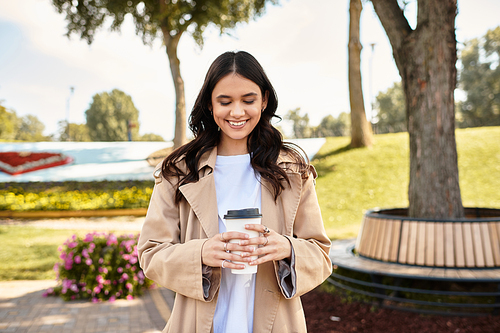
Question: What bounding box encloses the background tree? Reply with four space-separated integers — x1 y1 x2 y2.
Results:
373 81 406 134
0 102 19 141
138 133 165 141
285 108 311 138
57 121 91 142
52 0 278 149
457 26 500 128
86 89 140 142
315 113 350 137
16 115 49 142
349 0 373 148
371 0 463 218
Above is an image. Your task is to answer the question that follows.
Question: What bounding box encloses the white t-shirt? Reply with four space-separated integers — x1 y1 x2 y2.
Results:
213 154 261 333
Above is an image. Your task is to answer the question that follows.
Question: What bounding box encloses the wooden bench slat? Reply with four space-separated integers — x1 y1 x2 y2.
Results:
407 221 418 265
425 222 435 266
398 221 410 264
356 217 367 256
355 216 366 252
369 217 382 257
428 268 446 278
389 219 401 262
497 222 500 248
454 223 465 267
364 217 376 255
456 269 476 279
480 223 495 267
444 269 460 279
475 269 500 279
382 219 393 261
375 219 388 260
435 223 445 267
489 222 500 266
357 217 371 256
462 223 475 267
365 217 376 257
444 223 455 267
472 223 485 267
416 222 426 266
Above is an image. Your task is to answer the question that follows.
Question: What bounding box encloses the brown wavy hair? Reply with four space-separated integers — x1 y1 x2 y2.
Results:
162 51 308 203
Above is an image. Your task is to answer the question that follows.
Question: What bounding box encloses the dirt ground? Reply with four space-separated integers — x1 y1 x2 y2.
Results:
302 288 500 333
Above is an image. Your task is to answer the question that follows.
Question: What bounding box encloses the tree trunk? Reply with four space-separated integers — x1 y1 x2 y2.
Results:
349 0 373 148
161 28 187 149
372 0 464 218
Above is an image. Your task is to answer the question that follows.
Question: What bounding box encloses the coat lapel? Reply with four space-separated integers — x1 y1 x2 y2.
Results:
179 174 219 238
178 148 219 239
261 172 302 237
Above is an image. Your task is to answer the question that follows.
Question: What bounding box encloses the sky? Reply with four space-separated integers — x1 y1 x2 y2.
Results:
1 0 500 141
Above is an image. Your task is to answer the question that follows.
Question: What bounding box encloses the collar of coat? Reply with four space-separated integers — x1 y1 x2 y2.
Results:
195 146 316 178
160 146 315 239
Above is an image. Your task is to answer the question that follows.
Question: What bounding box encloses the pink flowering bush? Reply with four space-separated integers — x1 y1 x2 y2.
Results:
45 232 153 302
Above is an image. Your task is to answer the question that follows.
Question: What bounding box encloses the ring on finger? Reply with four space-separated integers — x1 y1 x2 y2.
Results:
220 232 226 241
263 237 269 246
221 259 229 268
263 226 270 235
224 242 229 252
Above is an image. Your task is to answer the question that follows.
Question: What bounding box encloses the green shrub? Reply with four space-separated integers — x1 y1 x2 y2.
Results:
0 180 153 211
44 232 153 302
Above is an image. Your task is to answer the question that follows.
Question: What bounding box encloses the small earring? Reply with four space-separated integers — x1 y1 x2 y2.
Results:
217 126 221 132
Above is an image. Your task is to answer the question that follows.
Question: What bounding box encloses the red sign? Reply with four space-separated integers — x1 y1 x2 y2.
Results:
0 152 73 175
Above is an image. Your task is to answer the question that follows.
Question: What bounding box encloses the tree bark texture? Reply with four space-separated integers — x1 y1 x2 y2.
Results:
372 0 464 218
349 0 373 148
161 28 187 150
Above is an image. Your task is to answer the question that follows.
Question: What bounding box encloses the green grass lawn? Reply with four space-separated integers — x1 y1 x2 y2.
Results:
314 126 500 239
2 126 499 281
0 227 80 280
0 227 139 281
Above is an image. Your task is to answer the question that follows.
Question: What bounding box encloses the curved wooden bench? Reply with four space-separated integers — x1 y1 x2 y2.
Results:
356 208 500 268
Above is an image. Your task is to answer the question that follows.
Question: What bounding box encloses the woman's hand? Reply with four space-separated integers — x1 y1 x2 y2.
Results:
201 231 257 270
238 224 292 266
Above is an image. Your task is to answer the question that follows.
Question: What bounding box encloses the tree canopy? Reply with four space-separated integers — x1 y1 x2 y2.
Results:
138 133 165 141
52 0 278 148
285 108 349 139
316 113 350 137
85 89 140 141
373 81 406 134
458 26 500 128
0 102 18 141
57 121 91 142
16 115 49 142
0 102 50 142
285 108 311 139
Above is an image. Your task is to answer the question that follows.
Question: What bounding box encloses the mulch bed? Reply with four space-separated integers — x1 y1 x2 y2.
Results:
302 288 500 333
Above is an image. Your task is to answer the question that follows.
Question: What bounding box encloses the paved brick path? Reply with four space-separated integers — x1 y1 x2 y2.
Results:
0 279 174 333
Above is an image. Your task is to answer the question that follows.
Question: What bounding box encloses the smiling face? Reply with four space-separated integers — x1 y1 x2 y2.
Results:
211 73 268 156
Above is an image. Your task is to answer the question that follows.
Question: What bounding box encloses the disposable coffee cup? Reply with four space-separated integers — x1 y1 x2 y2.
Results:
224 208 262 274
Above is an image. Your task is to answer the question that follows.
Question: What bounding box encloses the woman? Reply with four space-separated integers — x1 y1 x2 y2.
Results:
138 51 332 333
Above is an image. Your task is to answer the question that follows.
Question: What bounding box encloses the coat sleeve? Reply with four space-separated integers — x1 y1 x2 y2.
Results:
137 170 219 302
274 165 332 298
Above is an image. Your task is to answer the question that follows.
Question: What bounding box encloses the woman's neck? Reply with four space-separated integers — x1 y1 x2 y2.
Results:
217 139 248 156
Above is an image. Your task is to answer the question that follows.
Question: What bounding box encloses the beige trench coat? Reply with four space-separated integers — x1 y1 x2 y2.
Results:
138 147 332 333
